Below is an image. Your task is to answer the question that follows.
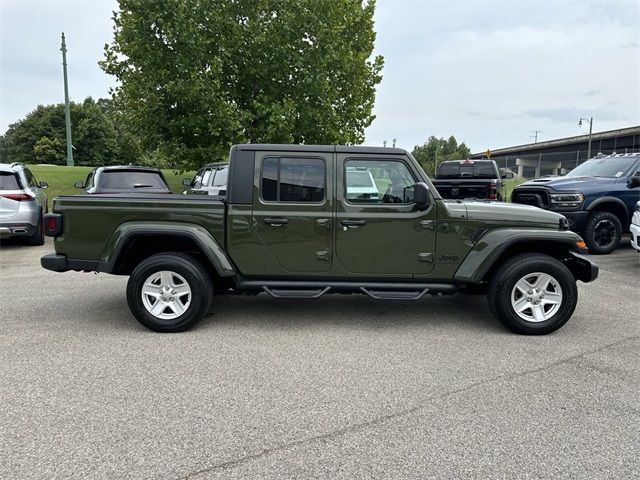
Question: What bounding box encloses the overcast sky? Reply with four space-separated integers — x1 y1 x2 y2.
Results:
1 0 638 153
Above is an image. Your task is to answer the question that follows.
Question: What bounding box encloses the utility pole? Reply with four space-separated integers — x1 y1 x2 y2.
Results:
578 117 593 159
530 130 542 143
61 32 74 166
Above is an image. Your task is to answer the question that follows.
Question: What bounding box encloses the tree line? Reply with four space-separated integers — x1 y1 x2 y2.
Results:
0 0 472 172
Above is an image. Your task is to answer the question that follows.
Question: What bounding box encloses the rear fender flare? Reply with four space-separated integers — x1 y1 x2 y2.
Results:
102 221 235 277
454 228 583 284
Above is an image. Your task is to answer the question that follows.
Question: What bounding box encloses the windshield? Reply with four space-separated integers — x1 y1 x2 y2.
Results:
436 161 497 179
212 167 228 186
100 171 168 190
567 157 638 177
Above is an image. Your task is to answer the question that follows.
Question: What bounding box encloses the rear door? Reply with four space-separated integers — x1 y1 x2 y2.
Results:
251 151 333 274
335 154 437 275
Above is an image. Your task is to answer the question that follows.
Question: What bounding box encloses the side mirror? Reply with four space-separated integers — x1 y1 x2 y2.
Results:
502 171 514 179
182 178 192 186
39 181 49 189
628 172 640 188
74 181 84 189
414 182 430 210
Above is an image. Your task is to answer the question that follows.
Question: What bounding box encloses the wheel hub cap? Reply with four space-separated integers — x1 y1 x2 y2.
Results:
141 271 192 320
511 272 563 323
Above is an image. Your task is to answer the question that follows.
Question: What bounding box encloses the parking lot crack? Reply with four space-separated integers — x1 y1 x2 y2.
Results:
181 335 639 479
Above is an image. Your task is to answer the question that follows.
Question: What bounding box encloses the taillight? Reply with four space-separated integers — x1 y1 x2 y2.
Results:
44 213 63 237
488 181 497 201
0 193 34 201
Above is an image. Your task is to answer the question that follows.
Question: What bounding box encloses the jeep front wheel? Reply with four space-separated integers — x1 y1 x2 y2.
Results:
126 253 213 332
488 254 577 335
583 211 622 254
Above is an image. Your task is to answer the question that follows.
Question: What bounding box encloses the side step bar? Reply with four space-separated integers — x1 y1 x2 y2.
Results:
359 287 429 301
263 286 330 299
236 280 458 300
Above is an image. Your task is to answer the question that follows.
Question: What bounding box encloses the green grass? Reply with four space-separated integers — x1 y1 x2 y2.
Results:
504 177 525 201
28 164 195 201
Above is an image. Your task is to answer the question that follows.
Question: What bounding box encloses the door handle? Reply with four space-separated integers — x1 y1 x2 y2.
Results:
264 217 288 226
341 219 366 228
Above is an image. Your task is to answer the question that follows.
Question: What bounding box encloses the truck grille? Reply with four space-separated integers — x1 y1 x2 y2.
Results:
512 189 550 209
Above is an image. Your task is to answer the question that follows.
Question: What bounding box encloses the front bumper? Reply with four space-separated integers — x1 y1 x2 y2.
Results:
630 223 640 253
559 210 589 234
566 251 599 283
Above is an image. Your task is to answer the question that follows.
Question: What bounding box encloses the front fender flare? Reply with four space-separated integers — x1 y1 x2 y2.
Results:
454 228 583 284
101 221 235 276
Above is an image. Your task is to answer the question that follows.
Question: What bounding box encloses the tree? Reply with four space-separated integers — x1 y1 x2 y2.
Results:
411 136 472 176
100 0 384 170
1 97 134 166
33 136 66 164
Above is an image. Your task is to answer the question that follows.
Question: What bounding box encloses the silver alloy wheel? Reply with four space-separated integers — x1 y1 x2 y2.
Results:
510 272 563 323
141 270 192 320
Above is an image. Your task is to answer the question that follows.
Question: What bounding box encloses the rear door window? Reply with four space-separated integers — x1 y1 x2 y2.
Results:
261 157 325 202
0 172 21 190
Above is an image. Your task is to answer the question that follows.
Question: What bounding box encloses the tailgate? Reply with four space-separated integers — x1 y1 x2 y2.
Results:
433 180 491 200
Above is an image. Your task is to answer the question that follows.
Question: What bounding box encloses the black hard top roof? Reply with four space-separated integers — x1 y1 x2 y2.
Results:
233 144 407 155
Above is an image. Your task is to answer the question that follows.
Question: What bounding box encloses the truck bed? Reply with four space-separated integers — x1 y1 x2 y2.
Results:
52 194 226 263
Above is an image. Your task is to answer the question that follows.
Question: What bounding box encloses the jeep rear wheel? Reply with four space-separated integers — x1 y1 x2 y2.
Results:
126 253 213 332
488 254 577 335
583 211 622 254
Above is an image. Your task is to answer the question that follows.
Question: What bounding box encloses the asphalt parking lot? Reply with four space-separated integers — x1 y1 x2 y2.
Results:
1 238 639 479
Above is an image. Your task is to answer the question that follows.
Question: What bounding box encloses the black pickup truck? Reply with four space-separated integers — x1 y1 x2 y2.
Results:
433 159 512 201
41 144 597 335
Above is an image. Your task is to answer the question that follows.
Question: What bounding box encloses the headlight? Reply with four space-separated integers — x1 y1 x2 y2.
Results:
550 192 584 208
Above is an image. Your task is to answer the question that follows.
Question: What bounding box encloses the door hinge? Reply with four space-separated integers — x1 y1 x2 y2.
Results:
316 250 331 262
418 252 433 263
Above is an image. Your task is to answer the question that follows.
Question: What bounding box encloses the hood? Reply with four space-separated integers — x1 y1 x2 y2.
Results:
518 175 617 191
461 201 564 226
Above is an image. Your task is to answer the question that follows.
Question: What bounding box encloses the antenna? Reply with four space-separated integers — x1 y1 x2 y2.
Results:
530 130 542 143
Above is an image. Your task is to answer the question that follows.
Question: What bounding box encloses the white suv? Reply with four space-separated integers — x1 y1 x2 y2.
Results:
631 201 640 253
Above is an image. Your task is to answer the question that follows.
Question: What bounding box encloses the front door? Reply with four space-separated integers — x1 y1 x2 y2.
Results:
252 152 333 274
335 155 437 275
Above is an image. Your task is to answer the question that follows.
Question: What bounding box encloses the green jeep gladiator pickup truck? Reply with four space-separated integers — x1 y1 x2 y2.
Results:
41 144 598 335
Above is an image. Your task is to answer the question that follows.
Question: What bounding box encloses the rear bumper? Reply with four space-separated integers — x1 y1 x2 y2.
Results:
0 223 37 238
41 253 103 273
630 223 640 252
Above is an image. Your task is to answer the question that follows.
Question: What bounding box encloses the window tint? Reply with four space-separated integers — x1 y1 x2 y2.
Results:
567 156 639 177
100 171 168 190
345 160 415 204
261 157 325 202
24 169 38 187
0 172 21 190
201 169 212 186
436 161 496 179
212 167 228 186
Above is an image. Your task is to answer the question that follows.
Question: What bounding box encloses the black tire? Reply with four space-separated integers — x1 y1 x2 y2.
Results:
25 212 45 246
487 253 578 335
583 211 622 254
126 253 213 332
